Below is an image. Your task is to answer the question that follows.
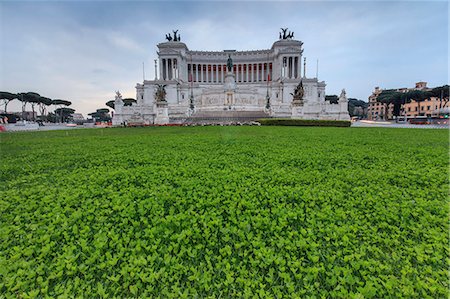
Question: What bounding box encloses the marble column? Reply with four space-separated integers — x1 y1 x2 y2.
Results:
251 64 254 82
216 64 219 83
264 63 267 82
260 63 263 82
199 64 203 82
256 64 259 82
214 64 219 83
294 57 298 79
195 64 198 82
209 64 212 83
165 59 169 80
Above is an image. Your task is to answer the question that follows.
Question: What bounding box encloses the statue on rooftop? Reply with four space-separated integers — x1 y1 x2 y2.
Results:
226 55 233 72
280 28 288 39
115 90 122 99
280 28 295 40
173 30 179 41
165 33 172 41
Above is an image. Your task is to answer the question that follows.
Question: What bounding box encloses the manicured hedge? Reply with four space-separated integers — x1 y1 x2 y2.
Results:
257 118 351 127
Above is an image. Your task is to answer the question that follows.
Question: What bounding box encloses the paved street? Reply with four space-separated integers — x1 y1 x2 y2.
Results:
352 120 449 129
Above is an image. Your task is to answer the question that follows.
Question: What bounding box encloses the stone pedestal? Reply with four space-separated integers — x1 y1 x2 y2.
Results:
224 72 237 92
292 106 304 118
112 91 124 126
292 99 304 106
154 101 169 124
338 89 350 120
224 72 236 109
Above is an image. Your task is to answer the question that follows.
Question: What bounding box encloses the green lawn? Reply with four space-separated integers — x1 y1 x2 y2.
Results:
0 127 448 298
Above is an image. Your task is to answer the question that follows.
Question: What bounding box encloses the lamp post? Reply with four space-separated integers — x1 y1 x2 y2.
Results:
189 54 194 112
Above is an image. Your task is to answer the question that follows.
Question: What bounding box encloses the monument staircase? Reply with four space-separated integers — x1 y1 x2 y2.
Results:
181 110 270 124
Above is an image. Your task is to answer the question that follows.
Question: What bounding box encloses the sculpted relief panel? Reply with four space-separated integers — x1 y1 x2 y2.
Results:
202 96 224 106
234 95 263 106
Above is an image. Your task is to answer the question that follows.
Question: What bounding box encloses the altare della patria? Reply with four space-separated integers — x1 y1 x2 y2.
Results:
112 28 349 125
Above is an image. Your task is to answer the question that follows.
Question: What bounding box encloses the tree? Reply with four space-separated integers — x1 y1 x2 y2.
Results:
404 90 432 116
325 95 338 104
348 98 368 118
106 100 115 110
89 108 111 122
123 98 137 106
54 107 76 123
38 97 53 120
105 98 136 110
431 85 449 113
17 92 40 121
0 92 17 114
376 90 409 120
27 93 42 121
52 99 72 123
376 90 395 120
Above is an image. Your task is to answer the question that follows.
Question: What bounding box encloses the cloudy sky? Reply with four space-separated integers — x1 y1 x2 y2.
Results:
0 0 448 116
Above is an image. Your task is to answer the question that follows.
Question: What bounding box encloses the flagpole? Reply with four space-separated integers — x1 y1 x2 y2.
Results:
316 59 318 79
142 62 145 82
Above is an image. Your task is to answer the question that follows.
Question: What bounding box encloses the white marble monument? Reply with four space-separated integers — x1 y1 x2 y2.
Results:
112 29 349 125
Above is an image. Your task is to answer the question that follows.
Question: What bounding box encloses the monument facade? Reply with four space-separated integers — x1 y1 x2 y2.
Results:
113 29 349 125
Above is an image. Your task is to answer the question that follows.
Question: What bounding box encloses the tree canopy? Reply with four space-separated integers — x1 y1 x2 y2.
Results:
0 92 18 113
376 90 407 117
54 107 76 115
123 98 137 106
52 99 72 106
404 90 432 103
96 108 109 114
0 91 17 101
17 92 41 102
348 98 368 117
325 95 338 104
89 108 111 122
106 100 115 109
39 97 53 106
105 98 136 110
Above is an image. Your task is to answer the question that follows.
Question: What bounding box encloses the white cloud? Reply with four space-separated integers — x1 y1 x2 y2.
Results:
107 32 145 53
0 1 447 116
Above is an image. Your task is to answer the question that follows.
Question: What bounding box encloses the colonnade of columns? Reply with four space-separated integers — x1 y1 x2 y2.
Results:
160 57 301 82
186 63 273 83
282 56 301 79
161 58 179 80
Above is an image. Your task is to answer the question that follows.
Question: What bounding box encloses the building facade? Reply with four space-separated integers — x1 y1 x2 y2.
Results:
113 30 349 125
368 82 446 120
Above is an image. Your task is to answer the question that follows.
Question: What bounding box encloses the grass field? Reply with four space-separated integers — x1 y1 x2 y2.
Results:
1 127 448 298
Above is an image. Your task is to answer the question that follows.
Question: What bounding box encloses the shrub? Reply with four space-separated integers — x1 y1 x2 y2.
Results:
257 118 351 127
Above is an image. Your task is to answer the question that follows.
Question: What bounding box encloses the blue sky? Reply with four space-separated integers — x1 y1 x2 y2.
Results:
0 1 448 116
